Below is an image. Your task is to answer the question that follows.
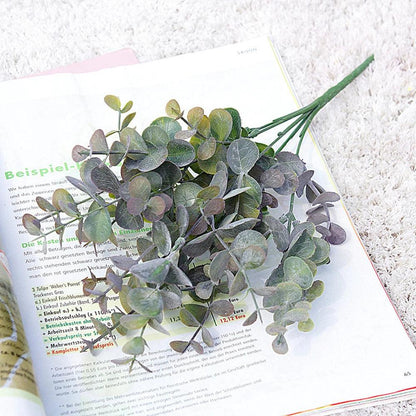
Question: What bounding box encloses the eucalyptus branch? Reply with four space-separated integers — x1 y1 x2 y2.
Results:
23 56 373 361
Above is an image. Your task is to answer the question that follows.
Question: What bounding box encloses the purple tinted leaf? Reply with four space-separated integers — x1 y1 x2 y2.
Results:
158 193 173 212
72 145 89 162
324 223 346 245
209 250 231 283
305 204 333 215
35 196 55 212
66 176 95 198
306 181 326 203
143 196 166 222
260 168 285 188
296 170 314 198
127 197 146 216
90 129 108 152
242 310 258 326
201 327 214 347
79 157 102 194
307 212 329 225
195 281 214 300
210 300 234 317
170 340 188 353
166 264 193 287
204 197 225 216
274 151 305 176
115 200 144 230
316 225 332 237
22 214 42 236
111 255 138 271
312 191 341 206
274 169 299 195
182 232 214 257
91 164 120 195
190 340 204 354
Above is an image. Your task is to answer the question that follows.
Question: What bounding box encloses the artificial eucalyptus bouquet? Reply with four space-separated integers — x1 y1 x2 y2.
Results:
23 55 373 372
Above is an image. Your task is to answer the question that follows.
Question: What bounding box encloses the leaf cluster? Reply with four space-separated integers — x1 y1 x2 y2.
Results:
23 95 346 370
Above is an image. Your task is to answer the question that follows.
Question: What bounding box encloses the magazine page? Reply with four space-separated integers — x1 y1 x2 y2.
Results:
0 38 415 416
0 251 46 415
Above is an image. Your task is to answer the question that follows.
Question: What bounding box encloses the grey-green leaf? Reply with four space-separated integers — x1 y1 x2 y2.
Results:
167 139 195 167
210 300 234 317
226 139 259 174
272 334 289 354
130 258 170 285
104 95 121 111
127 287 163 317
283 256 314 289
83 209 112 243
209 109 232 141
152 221 171 257
122 336 145 356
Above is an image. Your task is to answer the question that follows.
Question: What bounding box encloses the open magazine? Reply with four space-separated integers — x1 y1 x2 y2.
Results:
0 38 415 416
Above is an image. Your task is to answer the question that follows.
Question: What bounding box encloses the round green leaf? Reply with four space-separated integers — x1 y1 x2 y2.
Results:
109 141 127 166
52 188 75 211
167 139 196 167
197 137 217 160
305 280 325 302
127 287 163 317
241 246 267 269
143 196 166 222
122 336 145 356
263 281 303 309
225 107 241 140
187 107 204 128
142 125 170 147
83 208 112 243
283 256 314 289
130 258 170 285
136 145 168 172
209 109 232 141
198 144 227 175
104 95 121 111
179 308 200 327
151 117 181 140
231 229 267 258
174 182 202 208
120 314 149 330
309 237 330 264
226 139 259 174
165 99 182 119
298 318 315 332
129 176 151 200
120 127 148 160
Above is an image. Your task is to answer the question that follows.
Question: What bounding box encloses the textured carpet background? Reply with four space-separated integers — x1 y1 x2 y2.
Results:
0 1 415 415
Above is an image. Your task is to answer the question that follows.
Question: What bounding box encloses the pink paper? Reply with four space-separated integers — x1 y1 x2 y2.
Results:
28 48 138 77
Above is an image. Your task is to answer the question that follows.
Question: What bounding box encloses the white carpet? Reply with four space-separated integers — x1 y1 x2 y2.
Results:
0 1 415 414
